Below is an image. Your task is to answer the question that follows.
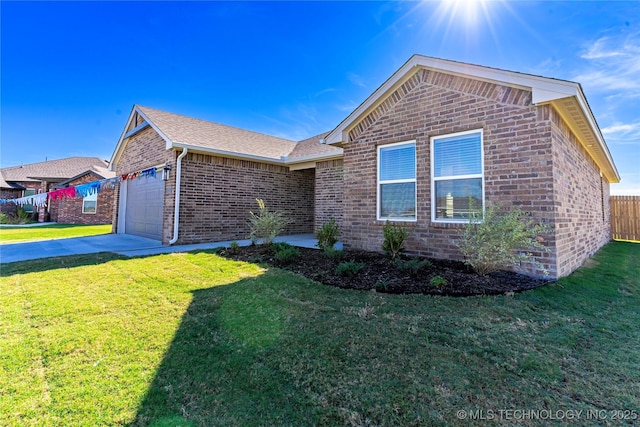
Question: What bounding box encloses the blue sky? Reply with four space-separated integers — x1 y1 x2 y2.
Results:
1 0 639 194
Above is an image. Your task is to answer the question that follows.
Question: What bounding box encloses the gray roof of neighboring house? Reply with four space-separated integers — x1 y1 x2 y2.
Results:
127 106 342 163
0 171 23 190
54 166 117 188
0 157 109 183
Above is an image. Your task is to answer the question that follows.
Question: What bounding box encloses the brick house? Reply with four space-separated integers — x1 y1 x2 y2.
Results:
0 157 115 224
109 55 619 278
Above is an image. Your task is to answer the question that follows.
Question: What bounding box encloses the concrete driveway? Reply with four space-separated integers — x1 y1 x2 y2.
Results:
0 233 326 264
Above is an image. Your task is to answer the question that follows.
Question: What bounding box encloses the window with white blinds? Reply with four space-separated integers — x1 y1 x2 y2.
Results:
431 130 484 222
377 141 416 221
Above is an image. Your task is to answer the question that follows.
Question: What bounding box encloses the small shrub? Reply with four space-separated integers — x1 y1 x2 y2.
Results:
316 219 339 251
16 208 31 220
430 275 448 288
375 279 391 291
456 203 552 276
0 212 7 224
248 198 287 245
229 241 240 254
396 258 431 275
322 247 344 260
336 261 364 277
248 255 265 264
382 221 408 260
273 245 300 265
271 241 292 253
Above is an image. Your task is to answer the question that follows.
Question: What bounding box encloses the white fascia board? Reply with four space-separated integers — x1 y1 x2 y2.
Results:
282 151 344 165
324 55 580 145
573 88 621 181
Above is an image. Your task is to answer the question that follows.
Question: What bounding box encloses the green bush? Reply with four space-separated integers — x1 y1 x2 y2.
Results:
316 219 340 251
248 198 287 245
396 258 431 275
430 275 448 288
0 212 7 224
273 245 300 265
271 241 292 253
229 241 240 254
336 261 365 277
322 247 344 260
382 221 409 260
456 203 552 276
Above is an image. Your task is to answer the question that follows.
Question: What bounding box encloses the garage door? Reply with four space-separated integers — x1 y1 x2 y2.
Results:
125 176 164 240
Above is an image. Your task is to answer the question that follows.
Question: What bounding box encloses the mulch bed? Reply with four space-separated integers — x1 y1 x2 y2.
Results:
220 245 552 296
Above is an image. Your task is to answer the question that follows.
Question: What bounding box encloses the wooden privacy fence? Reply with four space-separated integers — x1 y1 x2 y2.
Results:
611 196 640 241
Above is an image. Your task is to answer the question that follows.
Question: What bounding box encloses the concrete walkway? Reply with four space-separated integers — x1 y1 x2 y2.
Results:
0 233 336 264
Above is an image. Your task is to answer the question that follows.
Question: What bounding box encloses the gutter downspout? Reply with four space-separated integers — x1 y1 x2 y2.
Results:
169 147 188 245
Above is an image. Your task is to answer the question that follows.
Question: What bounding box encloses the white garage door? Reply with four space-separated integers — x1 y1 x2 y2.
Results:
124 176 164 240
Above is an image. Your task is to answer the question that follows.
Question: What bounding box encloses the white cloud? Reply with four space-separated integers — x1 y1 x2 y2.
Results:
601 121 640 144
574 31 640 95
347 72 367 88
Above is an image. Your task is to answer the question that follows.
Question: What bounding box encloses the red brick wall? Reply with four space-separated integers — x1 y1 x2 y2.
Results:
550 108 611 277
56 174 115 225
340 68 558 276
0 189 21 216
315 159 343 231
175 152 314 244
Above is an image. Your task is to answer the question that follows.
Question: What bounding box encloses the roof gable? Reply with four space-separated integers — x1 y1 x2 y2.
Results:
110 105 342 168
54 166 116 188
324 54 619 183
1 157 109 183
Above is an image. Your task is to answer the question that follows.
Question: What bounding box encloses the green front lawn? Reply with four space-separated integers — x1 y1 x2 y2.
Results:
0 224 112 244
1 242 638 426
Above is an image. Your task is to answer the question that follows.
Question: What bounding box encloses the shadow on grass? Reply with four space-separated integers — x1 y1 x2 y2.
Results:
0 252 129 277
128 272 318 427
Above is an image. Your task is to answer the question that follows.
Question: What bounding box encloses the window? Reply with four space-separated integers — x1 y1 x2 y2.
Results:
431 130 484 222
22 189 36 213
83 192 97 214
377 141 416 221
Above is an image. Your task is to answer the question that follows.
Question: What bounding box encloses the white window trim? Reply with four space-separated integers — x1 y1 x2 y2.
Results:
82 193 98 215
377 140 417 222
430 129 485 223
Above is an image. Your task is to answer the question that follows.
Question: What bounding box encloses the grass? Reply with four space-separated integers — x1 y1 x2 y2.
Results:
1 241 638 426
0 224 112 244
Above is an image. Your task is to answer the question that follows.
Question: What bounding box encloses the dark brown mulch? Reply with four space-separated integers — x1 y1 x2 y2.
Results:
220 245 551 296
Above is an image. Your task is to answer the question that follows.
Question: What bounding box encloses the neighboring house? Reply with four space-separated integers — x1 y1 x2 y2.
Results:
0 157 115 224
110 55 620 278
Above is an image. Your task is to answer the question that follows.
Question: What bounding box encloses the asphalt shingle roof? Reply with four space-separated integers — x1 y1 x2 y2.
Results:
1 157 109 183
136 106 342 161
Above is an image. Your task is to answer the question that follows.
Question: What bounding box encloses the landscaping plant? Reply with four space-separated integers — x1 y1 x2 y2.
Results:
395 257 431 276
272 242 300 265
456 203 552 276
315 218 340 251
382 220 409 260
430 275 448 288
336 261 365 277
248 198 287 245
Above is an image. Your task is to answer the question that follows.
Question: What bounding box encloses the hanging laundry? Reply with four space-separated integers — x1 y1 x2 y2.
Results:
99 177 119 191
49 187 76 201
140 167 157 179
75 182 101 198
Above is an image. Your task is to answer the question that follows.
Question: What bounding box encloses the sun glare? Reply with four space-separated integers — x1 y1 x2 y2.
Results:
441 0 488 26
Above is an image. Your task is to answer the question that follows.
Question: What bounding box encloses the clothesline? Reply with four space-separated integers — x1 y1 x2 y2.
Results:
0 166 158 206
